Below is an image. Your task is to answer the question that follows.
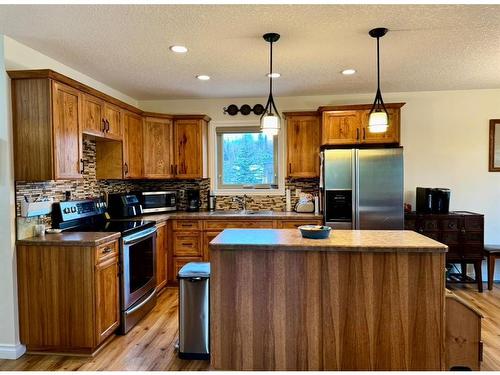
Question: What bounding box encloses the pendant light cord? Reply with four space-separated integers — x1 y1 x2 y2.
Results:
269 40 273 98
376 36 380 91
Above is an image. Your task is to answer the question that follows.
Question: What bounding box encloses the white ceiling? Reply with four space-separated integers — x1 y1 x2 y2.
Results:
1 4 500 100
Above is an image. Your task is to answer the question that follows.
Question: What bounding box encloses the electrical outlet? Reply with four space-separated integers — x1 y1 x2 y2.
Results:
295 189 301 197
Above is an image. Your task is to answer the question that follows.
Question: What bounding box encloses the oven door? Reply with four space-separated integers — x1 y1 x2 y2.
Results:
121 227 157 310
141 191 177 213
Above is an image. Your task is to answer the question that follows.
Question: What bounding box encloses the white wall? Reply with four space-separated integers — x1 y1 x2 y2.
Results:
0 35 25 359
0 37 140 360
4 36 138 107
140 89 500 280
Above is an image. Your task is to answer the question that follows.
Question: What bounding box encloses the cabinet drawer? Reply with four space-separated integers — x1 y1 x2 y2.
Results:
96 240 118 263
421 219 439 231
441 231 460 245
464 217 483 231
441 218 460 231
173 220 202 231
204 220 274 230
279 220 323 229
174 233 202 256
462 231 483 244
174 256 203 277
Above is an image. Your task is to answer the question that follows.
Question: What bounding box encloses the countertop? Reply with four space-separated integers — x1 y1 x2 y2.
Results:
17 232 121 246
138 210 324 223
210 229 448 253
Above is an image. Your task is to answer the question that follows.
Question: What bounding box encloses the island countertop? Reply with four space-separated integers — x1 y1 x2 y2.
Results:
210 228 448 253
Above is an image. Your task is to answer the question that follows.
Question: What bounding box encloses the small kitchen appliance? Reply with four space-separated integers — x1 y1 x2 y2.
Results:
186 189 201 212
107 193 143 218
135 191 177 213
416 187 451 214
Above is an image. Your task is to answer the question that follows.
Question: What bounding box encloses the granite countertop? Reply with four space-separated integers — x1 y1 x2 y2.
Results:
210 229 448 253
17 232 121 246
139 210 324 223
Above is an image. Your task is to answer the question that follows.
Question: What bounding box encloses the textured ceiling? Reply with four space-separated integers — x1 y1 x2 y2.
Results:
1 4 500 99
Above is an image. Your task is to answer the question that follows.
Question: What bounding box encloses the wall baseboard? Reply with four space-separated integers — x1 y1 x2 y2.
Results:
0 343 26 359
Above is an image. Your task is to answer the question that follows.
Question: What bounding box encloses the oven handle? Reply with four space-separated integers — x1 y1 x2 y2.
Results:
124 289 157 316
122 227 157 245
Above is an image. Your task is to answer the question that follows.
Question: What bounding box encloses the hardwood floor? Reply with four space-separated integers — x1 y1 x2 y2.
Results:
448 282 500 371
0 288 209 371
0 284 498 371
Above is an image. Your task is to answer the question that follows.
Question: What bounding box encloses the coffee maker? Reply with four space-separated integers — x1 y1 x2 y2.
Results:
416 187 451 214
186 189 201 212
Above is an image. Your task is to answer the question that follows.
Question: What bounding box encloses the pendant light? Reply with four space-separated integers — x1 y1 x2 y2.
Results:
260 32 281 136
368 27 389 133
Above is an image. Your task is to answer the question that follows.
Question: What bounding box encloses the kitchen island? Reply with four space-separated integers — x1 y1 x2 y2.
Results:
209 229 448 371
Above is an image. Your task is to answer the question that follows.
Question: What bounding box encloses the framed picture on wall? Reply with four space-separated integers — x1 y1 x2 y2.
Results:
489 119 500 171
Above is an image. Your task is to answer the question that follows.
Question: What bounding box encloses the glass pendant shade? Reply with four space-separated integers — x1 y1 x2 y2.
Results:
368 111 388 133
261 113 280 136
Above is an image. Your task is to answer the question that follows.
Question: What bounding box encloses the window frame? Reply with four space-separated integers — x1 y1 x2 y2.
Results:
209 120 285 196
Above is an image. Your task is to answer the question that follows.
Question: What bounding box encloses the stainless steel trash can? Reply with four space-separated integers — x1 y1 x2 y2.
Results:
178 262 210 360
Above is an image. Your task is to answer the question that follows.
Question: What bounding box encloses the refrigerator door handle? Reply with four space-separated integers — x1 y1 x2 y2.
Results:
354 149 360 229
351 149 358 229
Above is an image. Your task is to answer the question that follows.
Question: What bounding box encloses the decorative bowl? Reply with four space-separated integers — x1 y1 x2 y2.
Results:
298 225 331 239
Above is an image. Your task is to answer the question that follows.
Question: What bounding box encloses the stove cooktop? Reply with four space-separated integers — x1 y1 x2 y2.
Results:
64 219 156 237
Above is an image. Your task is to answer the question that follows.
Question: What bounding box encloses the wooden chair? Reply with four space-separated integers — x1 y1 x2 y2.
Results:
484 245 500 290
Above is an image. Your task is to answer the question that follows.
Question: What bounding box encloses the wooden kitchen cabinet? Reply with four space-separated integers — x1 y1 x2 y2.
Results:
319 103 404 146
284 112 321 178
10 77 84 181
82 94 122 140
17 239 120 354
143 116 174 179
173 117 209 179
123 111 144 179
156 223 167 291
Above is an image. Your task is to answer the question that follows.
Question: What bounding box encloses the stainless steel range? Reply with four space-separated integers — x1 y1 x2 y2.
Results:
52 198 157 334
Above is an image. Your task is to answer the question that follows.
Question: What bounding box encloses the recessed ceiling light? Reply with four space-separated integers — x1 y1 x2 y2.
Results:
266 72 281 78
196 75 210 81
341 69 356 75
169 45 188 53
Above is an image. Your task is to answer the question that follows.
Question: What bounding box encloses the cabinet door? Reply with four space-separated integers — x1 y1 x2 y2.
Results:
82 94 105 136
123 112 143 178
286 115 320 177
360 107 400 144
173 119 203 178
322 111 361 145
173 232 202 257
143 117 173 178
52 81 83 179
104 103 123 139
156 224 167 290
95 256 119 345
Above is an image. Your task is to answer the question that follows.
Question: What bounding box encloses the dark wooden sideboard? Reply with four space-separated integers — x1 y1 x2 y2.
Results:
405 211 484 291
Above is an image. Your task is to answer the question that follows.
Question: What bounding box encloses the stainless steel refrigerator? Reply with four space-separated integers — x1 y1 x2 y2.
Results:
322 148 404 230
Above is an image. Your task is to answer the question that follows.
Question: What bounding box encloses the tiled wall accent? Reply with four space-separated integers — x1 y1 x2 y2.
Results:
215 178 320 211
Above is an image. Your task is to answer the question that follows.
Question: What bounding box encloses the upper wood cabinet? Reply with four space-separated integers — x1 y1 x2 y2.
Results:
173 117 208 179
123 111 144 179
82 94 122 140
143 116 174 179
284 112 320 178
319 103 405 146
10 77 83 181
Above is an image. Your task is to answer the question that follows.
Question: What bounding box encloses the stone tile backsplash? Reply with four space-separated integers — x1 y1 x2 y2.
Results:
15 139 319 237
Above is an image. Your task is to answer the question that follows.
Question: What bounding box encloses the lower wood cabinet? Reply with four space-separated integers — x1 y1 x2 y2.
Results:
156 223 167 291
278 219 324 229
17 239 120 354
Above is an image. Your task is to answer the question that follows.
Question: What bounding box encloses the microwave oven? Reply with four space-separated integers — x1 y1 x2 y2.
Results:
136 191 177 213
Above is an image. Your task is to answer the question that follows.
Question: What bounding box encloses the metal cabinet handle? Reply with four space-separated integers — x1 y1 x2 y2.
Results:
124 162 129 175
170 164 173 174
288 163 292 174
174 165 178 175
181 242 193 247
102 247 113 254
105 119 110 132
356 128 360 140
102 118 106 132
363 128 366 140
80 158 85 174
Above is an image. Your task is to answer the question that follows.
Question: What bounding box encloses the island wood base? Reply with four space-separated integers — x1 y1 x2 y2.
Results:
210 249 446 370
